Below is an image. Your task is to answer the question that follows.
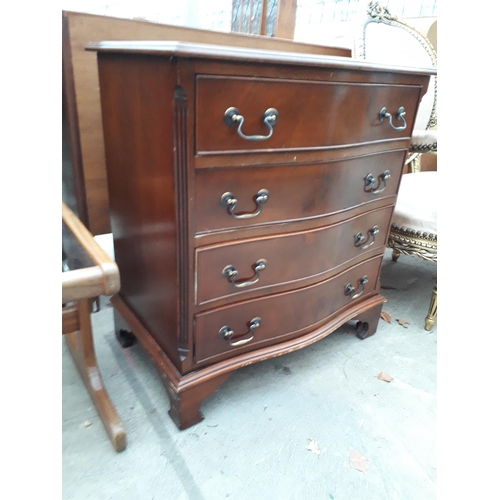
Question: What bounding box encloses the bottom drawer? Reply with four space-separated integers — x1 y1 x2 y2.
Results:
194 255 383 363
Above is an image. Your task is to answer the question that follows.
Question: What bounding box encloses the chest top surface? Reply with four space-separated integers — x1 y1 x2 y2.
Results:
86 40 436 76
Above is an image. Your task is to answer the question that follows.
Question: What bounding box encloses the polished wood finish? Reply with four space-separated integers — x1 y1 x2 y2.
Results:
194 151 406 232
91 41 434 429
62 202 125 451
62 11 350 235
195 255 383 364
195 77 421 153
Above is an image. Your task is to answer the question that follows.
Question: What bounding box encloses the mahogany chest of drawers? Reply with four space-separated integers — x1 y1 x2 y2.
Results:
89 41 433 429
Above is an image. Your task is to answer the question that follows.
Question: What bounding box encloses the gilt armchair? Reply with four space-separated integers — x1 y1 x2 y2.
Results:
353 1 438 330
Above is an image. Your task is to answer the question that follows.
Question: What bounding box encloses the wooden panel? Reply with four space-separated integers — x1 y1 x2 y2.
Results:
194 149 407 233
62 11 351 235
96 53 181 365
63 16 87 224
196 76 421 154
275 0 298 39
194 255 383 363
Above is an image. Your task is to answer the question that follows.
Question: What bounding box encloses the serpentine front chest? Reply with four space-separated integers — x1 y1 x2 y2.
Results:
89 41 433 429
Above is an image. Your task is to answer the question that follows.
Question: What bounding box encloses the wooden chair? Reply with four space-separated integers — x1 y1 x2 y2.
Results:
353 1 437 330
62 202 126 451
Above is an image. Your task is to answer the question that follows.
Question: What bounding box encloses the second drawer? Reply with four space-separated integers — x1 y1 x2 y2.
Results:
196 205 392 305
195 149 406 233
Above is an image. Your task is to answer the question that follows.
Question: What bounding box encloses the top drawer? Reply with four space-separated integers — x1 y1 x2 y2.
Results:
195 75 422 155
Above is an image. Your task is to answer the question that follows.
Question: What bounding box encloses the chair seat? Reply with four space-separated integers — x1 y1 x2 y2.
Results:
392 171 437 234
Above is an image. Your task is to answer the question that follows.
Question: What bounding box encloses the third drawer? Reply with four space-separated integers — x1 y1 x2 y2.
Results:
196 205 392 305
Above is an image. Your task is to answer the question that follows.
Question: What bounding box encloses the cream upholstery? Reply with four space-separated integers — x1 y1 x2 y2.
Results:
393 172 437 234
409 130 437 153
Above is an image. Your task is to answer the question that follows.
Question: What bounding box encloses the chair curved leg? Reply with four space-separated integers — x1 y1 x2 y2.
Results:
424 286 437 331
391 248 401 262
65 298 127 452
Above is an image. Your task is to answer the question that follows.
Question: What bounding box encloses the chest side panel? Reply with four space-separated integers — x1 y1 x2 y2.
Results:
97 53 185 366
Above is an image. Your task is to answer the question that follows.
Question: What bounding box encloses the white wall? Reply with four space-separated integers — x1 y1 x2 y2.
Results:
294 0 437 49
61 0 233 32
61 0 436 49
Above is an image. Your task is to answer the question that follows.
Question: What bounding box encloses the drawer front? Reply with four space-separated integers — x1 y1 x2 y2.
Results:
195 149 405 233
194 256 382 362
195 76 421 154
196 206 392 305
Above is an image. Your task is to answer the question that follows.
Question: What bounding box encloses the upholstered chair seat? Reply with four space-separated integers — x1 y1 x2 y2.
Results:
392 171 437 235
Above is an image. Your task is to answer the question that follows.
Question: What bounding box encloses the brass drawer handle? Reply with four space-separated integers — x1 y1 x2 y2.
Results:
365 170 391 194
345 275 368 300
219 317 261 347
224 107 278 141
223 259 267 288
354 226 380 250
379 106 407 130
220 189 269 219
